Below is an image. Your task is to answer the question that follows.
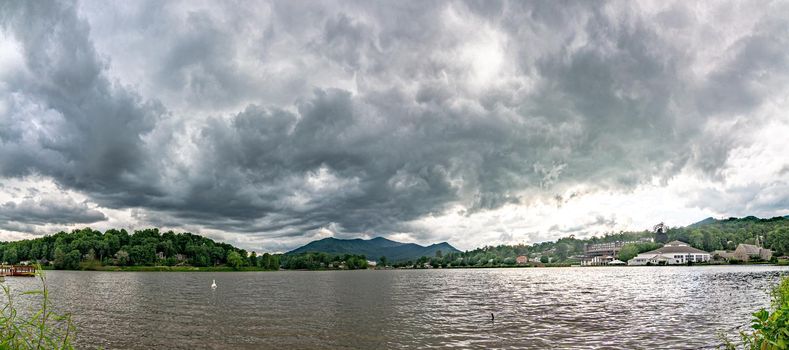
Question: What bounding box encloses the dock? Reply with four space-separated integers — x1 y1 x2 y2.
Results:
0 265 37 277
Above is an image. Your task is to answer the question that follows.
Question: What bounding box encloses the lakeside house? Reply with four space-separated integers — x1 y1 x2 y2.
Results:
627 240 711 265
516 255 528 265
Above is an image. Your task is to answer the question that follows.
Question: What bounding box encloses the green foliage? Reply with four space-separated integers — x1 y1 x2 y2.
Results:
618 244 640 262
281 252 368 270
2 247 18 265
253 253 280 271
248 252 257 267
670 216 789 254
540 256 549 264
618 242 663 262
226 251 245 270
723 277 789 349
0 267 76 349
53 249 79 270
0 228 253 270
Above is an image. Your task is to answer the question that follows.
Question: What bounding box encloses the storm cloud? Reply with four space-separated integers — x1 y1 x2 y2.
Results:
0 0 787 251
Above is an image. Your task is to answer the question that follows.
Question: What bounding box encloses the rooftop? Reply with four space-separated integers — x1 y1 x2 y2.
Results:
737 244 764 255
643 241 709 255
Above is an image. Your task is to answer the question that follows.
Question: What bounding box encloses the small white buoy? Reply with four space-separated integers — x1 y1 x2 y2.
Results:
211 279 217 289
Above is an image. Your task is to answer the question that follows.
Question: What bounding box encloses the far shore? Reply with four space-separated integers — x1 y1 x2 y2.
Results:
41 265 277 272
34 260 788 272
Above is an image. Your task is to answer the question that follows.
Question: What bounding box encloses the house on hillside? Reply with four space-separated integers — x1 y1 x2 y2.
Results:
516 256 528 265
734 244 772 262
627 240 711 265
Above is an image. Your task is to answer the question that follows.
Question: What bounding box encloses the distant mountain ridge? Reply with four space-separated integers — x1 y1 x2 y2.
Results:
286 237 460 262
688 215 789 228
687 217 718 228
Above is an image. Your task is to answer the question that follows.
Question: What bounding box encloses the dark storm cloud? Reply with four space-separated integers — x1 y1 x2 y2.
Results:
1 0 787 243
0 197 107 226
0 0 164 200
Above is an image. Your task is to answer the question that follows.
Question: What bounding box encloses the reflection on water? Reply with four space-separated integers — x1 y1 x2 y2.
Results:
3 265 787 349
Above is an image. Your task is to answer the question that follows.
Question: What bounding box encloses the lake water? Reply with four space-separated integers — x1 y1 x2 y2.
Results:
3 265 788 349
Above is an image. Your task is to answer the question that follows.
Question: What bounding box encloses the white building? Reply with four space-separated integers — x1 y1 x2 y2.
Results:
628 240 711 265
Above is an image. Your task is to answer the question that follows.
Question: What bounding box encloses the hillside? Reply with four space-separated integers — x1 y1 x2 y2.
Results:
0 228 279 270
421 215 789 268
286 237 460 262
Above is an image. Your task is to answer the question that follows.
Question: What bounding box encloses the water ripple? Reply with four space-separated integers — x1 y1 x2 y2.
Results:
3 265 787 349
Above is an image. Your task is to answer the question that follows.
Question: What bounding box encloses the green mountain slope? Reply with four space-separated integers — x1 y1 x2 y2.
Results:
286 237 460 262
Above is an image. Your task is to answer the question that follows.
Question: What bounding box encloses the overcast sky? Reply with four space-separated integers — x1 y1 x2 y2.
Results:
0 1 787 252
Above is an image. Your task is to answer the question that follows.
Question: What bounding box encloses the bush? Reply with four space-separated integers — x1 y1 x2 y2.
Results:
723 276 789 349
0 267 75 349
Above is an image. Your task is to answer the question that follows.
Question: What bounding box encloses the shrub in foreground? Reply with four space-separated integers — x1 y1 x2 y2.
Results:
0 268 75 349
723 276 789 349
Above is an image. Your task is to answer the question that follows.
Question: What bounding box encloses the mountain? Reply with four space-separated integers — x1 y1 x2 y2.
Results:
687 217 719 228
286 237 460 262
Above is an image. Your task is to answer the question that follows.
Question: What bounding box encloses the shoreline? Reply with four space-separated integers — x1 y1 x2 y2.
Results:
38 261 787 272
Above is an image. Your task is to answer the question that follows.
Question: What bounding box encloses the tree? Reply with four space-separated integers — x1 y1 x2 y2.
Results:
249 251 257 267
65 250 81 270
115 250 129 266
618 244 640 262
3 247 18 264
379 256 387 267
227 251 244 270
540 256 549 264
269 254 281 270
769 227 789 255
654 222 668 243
555 243 569 261
688 230 704 249
53 248 66 269
54 249 81 270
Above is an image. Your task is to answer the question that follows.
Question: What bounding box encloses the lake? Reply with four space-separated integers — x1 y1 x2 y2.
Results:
4 265 788 349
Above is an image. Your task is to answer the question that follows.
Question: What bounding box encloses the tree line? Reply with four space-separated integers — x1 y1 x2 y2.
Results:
0 228 280 270
280 252 369 270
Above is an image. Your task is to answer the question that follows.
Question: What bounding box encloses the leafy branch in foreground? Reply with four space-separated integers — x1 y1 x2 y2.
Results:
0 267 76 349
722 276 789 349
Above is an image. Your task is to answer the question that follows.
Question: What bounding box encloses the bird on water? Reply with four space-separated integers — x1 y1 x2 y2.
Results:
211 279 217 289
491 313 494 321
